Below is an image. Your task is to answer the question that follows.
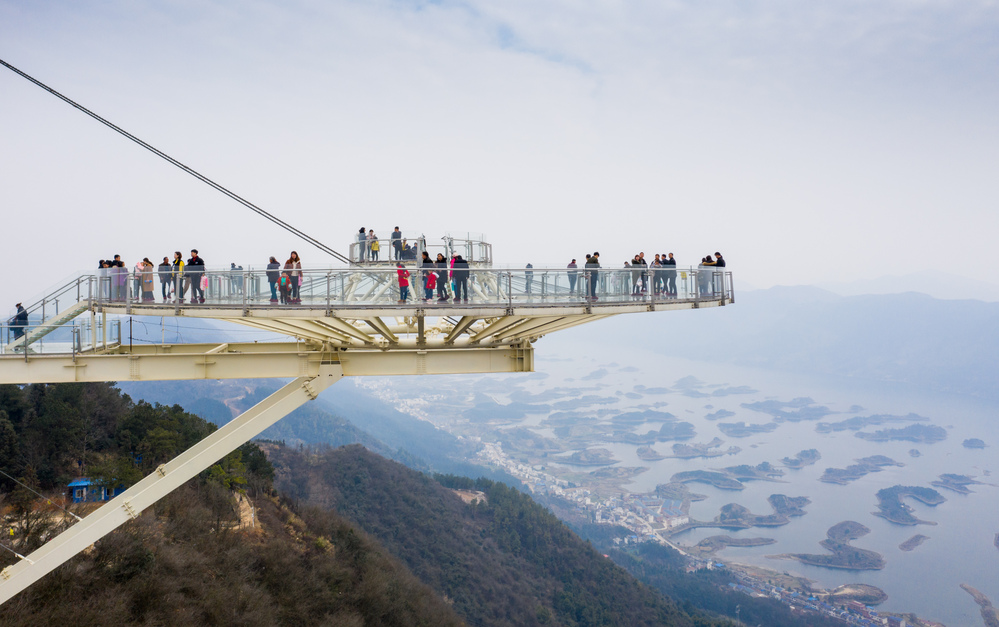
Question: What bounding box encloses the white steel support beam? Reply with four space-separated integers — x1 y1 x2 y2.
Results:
0 344 534 383
444 316 478 344
338 344 533 376
0 365 343 605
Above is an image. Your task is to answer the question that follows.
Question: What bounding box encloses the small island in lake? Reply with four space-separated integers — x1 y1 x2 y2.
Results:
820 456 903 485
717 421 779 438
815 412 927 433
741 397 833 422
669 438 740 459
769 521 886 570
931 473 984 494
769 494 810 518
721 462 785 482
899 534 929 552
672 494 810 535
960 584 999 627
963 438 987 449
636 445 666 461
781 448 821 469
565 448 618 466
716 495 810 528
822 583 887 606
855 423 947 444
705 409 735 421
655 481 707 503
687 535 776 556
670 470 744 490
873 485 945 525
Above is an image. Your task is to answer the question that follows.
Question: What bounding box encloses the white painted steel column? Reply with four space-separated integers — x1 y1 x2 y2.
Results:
0 364 343 605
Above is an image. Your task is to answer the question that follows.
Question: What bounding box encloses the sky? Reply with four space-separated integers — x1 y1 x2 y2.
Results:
2 0 998 312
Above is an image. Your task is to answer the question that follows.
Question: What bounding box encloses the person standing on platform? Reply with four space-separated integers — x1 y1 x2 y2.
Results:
397 263 410 303
567 259 578 295
187 249 206 304
369 231 380 261
525 263 534 296
663 253 677 297
157 257 172 302
266 256 281 303
452 255 469 303
651 254 663 296
278 271 293 305
637 252 649 295
585 252 600 300
424 268 437 301
391 227 403 261
435 253 449 301
284 251 302 304
141 259 155 301
357 228 367 263
133 259 145 300
172 252 186 301
110 255 127 301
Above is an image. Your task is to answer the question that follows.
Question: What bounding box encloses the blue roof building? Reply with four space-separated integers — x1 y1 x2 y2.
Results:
67 478 124 503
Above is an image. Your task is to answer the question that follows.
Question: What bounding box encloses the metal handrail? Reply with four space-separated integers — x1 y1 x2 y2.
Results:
77 265 732 309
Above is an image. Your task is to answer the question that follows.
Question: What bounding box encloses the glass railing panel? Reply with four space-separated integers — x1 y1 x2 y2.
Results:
22 265 731 311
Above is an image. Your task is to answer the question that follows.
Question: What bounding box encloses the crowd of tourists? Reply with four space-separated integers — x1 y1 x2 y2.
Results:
7 239 727 326
94 249 309 305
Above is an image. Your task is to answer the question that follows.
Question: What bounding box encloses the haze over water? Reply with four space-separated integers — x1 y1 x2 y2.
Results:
533 344 999 627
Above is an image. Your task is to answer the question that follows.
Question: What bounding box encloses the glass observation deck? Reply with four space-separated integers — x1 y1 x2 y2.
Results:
3 263 733 355
347 232 493 266
16 264 731 310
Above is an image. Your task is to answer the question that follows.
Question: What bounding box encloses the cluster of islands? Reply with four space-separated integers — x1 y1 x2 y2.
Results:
366 368 997 625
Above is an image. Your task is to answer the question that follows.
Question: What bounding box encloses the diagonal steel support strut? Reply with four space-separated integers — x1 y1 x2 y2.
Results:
0 365 343 604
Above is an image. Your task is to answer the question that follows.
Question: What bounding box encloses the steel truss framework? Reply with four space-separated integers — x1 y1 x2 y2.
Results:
0 293 731 604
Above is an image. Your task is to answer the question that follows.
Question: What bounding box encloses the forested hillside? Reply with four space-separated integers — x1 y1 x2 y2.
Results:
0 382 463 625
269 444 731 627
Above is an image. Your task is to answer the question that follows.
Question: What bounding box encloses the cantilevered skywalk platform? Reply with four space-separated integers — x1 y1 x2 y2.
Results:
2 264 733 382
0 262 732 604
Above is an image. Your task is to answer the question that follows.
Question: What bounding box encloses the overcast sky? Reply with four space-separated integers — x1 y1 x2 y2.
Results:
2 1 998 311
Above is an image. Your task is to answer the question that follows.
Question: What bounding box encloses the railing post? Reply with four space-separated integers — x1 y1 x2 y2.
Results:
125 272 132 316
326 272 331 313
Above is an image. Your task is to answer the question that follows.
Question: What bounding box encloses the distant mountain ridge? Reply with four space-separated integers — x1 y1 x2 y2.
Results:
817 270 999 302
117 378 517 482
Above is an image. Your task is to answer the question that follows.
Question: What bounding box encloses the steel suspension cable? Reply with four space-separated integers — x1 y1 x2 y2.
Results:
0 58 353 265
0 468 83 522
